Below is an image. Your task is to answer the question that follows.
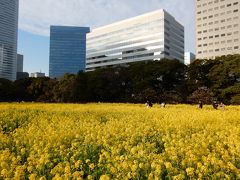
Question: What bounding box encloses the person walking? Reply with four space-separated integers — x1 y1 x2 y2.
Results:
198 100 203 109
218 102 225 111
212 101 218 110
160 102 166 108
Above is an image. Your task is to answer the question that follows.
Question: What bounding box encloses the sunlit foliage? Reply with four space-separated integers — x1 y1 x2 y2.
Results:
0 103 240 179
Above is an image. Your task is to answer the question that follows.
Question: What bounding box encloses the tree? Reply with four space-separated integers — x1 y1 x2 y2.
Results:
187 87 214 104
0 78 16 102
52 74 77 102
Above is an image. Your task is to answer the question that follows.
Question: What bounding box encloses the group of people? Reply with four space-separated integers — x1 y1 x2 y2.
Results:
198 100 225 110
145 101 166 108
145 100 225 110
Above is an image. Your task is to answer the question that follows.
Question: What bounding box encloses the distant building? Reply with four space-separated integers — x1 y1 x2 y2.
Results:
16 72 29 80
0 0 19 81
17 54 23 72
30 72 45 78
196 0 240 59
184 52 196 65
49 26 90 78
86 9 184 71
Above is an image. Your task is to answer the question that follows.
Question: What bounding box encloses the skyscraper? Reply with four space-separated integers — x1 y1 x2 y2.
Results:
184 52 196 65
17 54 23 72
86 9 184 71
0 0 19 81
49 26 90 78
196 0 240 59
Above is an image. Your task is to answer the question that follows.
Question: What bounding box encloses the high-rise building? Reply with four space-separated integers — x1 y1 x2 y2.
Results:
86 9 184 71
17 54 23 72
196 0 240 59
184 52 196 65
49 26 90 78
0 0 19 81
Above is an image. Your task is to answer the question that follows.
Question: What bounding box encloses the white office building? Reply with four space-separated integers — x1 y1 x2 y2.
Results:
86 9 184 71
196 0 240 59
30 72 45 78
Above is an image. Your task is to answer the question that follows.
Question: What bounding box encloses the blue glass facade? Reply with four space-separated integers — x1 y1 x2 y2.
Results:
49 26 90 78
0 0 19 81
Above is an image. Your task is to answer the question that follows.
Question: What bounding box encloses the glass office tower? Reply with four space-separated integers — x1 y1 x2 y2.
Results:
49 26 90 78
86 9 184 71
0 0 19 81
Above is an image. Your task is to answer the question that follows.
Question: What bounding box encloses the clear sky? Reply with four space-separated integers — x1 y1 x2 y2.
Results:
18 0 196 76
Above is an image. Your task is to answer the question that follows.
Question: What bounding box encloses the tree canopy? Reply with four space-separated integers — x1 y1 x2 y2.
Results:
0 54 239 104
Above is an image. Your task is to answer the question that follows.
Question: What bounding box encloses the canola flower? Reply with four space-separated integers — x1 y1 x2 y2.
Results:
0 103 240 179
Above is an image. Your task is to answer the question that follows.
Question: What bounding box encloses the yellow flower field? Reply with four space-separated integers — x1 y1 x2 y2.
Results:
0 103 240 179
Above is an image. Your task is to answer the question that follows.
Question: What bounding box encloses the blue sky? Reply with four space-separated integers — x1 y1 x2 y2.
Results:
18 0 195 76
